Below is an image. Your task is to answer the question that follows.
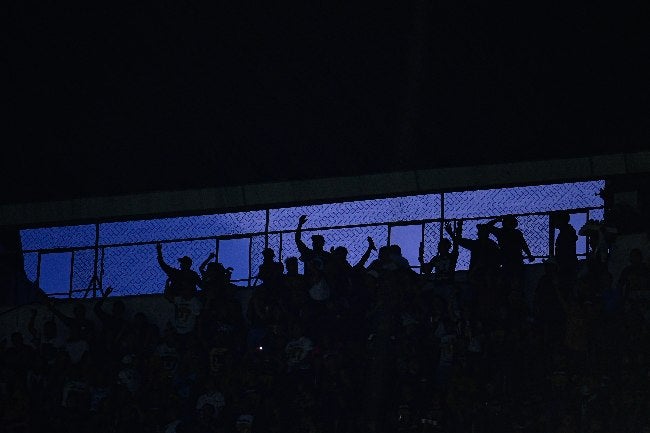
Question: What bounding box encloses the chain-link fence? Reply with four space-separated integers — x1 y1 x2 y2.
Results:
21 180 605 298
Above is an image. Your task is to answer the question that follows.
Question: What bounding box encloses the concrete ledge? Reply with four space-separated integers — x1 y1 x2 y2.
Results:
2 151 648 228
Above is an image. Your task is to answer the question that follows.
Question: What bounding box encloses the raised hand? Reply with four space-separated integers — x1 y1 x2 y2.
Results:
103 286 114 298
298 215 308 226
367 236 376 251
444 223 454 237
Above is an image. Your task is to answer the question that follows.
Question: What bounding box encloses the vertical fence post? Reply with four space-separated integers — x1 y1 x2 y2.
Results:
69 251 75 298
264 209 270 249
548 213 555 257
387 224 392 245
99 247 105 294
248 236 253 287
585 210 591 254
420 222 426 274
440 193 445 243
36 252 42 292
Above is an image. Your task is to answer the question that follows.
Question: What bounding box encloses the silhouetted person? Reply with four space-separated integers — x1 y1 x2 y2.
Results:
388 244 411 270
419 222 460 304
295 215 331 269
285 256 300 276
452 223 501 314
420 223 460 281
486 215 534 294
326 237 377 298
199 252 218 290
328 237 376 273
553 211 578 285
156 243 201 300
198 253 233 300
257 248 284 287
295 215 331 301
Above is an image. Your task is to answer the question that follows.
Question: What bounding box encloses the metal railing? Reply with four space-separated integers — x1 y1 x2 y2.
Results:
22 206 603 298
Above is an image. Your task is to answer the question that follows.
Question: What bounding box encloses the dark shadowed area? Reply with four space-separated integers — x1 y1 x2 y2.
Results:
6 2 650 205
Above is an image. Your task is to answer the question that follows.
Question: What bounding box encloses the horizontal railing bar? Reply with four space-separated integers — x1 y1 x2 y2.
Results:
22 206 602 254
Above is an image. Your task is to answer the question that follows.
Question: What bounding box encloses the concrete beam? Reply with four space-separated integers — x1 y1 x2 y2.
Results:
2 151 649 228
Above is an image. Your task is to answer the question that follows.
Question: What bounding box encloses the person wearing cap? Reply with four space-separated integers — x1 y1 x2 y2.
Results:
452 222 501 313
552 211 579 285
295 215 331 268
257 247 284 287
486 215 534 295
295 215 333 301
156 243 202 299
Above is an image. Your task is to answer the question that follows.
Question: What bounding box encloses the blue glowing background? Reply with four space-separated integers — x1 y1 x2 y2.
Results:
21 181 604 297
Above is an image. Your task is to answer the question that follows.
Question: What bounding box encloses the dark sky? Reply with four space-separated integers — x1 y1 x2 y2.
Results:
6 2 650 205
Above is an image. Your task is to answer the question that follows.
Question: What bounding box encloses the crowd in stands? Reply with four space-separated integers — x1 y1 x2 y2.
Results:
1 212 650 433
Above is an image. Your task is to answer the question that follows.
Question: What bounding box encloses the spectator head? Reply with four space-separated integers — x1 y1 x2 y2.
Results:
311 234 325 250
178 256 192 270
262 248 275 260
378 245 391 261
477 224 490 239
285 256 299 275
502 215 518 228
630 248 643 265
438 238 451 254
553 211 571 227
389 244 402 258
216 263 233 280
333 246 348 259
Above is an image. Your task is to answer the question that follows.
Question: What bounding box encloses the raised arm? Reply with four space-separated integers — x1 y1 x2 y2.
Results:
156 243 174 275
199 252 216 275
295 215 310 257
456 237 474 251
354 237 377 269
445 221 462 256
485 218 501 237
521 234 534 262
447 222 461 271
418 241 429 274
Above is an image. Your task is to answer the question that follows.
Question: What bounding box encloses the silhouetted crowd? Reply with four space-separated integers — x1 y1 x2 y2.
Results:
2 213 650 433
